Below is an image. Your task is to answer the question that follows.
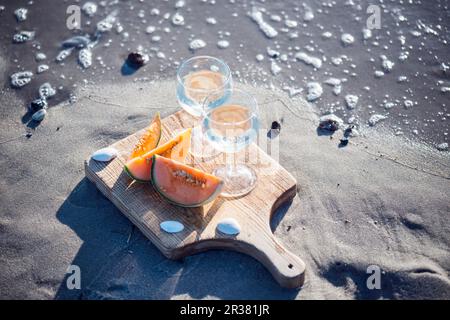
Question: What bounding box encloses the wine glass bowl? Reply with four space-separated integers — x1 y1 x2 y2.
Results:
176 56 232 117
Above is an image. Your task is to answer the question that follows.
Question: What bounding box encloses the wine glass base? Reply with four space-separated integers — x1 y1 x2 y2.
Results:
213 164 257 198
189 126 221 159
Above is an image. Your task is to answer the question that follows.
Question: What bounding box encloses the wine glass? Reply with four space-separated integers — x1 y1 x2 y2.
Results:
202 88 259 198
176 56 232 158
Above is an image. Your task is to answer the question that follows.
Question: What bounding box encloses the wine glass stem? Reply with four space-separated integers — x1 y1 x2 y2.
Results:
226 150 238 177
226 157 234 177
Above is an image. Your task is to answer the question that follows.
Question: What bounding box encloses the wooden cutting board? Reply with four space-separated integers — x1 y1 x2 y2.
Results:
85 110 305 288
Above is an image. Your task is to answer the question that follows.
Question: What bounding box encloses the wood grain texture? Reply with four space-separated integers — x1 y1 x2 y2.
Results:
85 110 305 288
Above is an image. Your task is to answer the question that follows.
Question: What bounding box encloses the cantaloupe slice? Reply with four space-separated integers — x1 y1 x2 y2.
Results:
124 129 191 182
151 155 223 207
130 113 161 159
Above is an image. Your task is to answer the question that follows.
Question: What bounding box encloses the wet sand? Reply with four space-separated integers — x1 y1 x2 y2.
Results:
0 0 449 145
0 80 449 299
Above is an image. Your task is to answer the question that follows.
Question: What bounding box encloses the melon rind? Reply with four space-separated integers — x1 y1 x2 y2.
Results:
151 155 223 207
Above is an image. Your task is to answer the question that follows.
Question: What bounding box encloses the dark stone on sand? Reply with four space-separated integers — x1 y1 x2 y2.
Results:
344 126 354 137
29 98 48 113
267 121 281 139
126 52 148 69
320 120 339 132
339 138 349 147
271 121 281 131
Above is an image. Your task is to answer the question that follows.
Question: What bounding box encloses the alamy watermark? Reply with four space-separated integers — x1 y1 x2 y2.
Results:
366 265 381 290
66 265 81 290
66 5 81 30
366 5 381 30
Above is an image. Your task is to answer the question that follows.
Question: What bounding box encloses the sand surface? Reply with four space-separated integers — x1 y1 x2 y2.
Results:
0 80 449 299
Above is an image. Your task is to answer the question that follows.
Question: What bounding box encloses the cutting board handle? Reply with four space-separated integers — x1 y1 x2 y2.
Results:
243 232 306 289
181 234 306 289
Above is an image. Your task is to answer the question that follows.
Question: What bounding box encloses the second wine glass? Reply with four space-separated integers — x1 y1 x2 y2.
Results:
176 56 232 158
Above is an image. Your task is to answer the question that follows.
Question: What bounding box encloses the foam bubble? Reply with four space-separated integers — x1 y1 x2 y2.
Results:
295 52 322 69
249 7 278 38
189 39 206 51
14 8 28 22
217 40 230 49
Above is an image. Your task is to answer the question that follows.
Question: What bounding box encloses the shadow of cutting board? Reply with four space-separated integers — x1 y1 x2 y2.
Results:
85 111 305 288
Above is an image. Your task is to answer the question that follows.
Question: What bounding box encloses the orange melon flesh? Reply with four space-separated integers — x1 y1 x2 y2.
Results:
130 113 161 159
151 155 223 207
124 129 191 182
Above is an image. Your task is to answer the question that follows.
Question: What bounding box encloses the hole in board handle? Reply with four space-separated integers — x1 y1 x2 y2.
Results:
288 264 293 269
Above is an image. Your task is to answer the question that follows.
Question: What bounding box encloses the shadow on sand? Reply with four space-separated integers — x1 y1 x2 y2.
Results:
54 178 301 300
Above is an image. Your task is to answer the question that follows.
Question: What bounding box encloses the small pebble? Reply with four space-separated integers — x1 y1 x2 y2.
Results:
31 109 47 122
127 52 149 68
217 218 241 236
29 98 48 113
160 220 184 233
271 121 281 131
339 138 349 147
319 114 344 132
91 147 118 162
267 47 280 58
